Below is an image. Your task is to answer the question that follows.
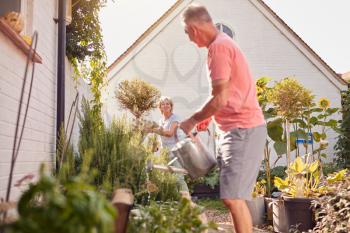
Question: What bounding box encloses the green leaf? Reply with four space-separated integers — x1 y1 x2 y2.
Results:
267 119 284 142
274 141 287 155
313 132 321 142
326 108 338 115
325 119 338 128
309 116 319 125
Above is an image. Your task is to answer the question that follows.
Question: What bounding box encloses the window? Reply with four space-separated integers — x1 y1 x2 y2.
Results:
0 0 33 35
215 23 235 39
0 0 21 17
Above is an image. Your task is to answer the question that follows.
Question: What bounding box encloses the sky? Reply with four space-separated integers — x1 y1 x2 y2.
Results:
100 0 350 74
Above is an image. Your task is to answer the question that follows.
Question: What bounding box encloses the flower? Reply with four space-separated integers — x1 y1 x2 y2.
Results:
318 98 330 110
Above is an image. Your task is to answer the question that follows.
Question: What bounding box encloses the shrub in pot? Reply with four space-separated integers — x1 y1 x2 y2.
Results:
274 156 321 232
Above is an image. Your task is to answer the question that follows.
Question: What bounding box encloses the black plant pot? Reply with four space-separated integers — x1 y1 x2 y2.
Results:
191 184 219 199
284 197 315 232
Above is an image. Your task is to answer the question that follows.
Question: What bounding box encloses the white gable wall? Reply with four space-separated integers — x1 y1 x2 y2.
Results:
105 0 346 164
0 0 91 200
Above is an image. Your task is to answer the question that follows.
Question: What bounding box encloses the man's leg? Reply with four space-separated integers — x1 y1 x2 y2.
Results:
223 199 252 233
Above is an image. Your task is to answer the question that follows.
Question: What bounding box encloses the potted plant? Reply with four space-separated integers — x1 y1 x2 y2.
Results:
274 156 320 232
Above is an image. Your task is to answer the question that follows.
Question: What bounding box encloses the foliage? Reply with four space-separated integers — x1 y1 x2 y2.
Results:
116 79 161 119
78 99 149 197
256 77 289 196
127 199 216 233
66 0 106 62
252 179 266 198
66 0 108 116
3 165 115 233
55 126 79 182
311 171 350 232
268 78 314 121
293 98 339 162
335 88 350 168
274 156 321 197
144 149 180 203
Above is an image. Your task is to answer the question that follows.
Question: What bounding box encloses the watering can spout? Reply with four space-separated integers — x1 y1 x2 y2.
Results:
146 160 188 174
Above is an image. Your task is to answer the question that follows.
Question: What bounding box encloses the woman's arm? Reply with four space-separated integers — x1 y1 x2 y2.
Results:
154 122 178 137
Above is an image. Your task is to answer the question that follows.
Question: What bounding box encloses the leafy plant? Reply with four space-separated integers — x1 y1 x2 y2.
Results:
3 165 115 233
78 99 149 198
256 77 288 196
268 78 314 165
335 88 350 168
127 199 216 233
116 79 161 119
311 170 349 232
144 149 180 203
274 156 321 197
66 0 108 116
293 98 339 163
252 179 267 198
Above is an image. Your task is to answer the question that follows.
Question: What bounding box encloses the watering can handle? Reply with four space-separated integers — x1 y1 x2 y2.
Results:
178 128 196 141
188 132 196 141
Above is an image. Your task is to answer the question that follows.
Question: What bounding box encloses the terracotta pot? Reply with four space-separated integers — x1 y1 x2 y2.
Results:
246 196 265 226
284 197 315 232
112 188 134 233
270 199 288 233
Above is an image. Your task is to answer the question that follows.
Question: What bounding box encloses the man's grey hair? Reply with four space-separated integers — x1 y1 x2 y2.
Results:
182 4 212 24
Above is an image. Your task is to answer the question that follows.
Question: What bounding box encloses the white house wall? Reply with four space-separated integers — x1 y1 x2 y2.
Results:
0 0 91 200
105 0 345 164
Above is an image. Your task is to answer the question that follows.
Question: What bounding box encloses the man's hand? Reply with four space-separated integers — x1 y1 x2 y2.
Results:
179 117 197 135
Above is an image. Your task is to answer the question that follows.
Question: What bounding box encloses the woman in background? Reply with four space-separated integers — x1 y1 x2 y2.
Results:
151 96 189 193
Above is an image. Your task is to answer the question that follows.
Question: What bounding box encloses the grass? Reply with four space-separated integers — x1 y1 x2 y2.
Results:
196 198 228 214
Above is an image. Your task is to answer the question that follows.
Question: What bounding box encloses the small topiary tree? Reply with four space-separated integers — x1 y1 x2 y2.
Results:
268 78 314 165
116 79 161 119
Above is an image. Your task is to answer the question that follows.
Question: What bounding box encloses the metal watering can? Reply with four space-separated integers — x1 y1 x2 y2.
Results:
147 131 217 179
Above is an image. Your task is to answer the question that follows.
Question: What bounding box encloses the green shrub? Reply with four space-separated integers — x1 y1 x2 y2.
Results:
127 199 216 233
144 149 180 203
4 166 115 233
335 88 350 168
312 172 350 232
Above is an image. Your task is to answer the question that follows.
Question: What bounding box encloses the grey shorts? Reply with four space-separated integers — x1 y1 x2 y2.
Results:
216 124 267 200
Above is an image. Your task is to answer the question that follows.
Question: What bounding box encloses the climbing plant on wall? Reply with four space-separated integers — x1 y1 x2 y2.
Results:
66 0 108 121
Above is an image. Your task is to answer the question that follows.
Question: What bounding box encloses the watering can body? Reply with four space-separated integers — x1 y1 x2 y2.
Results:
171 135 217 179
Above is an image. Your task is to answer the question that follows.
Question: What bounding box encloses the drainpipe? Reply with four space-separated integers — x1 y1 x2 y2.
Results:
56 0 66 166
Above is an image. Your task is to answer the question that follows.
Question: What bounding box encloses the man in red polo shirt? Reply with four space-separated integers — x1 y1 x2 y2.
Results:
179 4 266 233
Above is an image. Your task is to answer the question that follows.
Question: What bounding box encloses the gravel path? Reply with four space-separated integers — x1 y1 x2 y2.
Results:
205 209 273 233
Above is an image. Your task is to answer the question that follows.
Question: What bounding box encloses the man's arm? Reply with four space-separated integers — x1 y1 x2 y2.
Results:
180 79 229 134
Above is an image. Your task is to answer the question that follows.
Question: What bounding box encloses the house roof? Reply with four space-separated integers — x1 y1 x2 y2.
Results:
342 72 350 81
107 0 347 86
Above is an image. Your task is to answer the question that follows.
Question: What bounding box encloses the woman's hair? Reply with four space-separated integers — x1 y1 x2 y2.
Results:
182 4 212 24
158 96 174 113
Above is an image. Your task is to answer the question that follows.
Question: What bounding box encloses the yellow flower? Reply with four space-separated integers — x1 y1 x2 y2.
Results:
318 98 330 110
